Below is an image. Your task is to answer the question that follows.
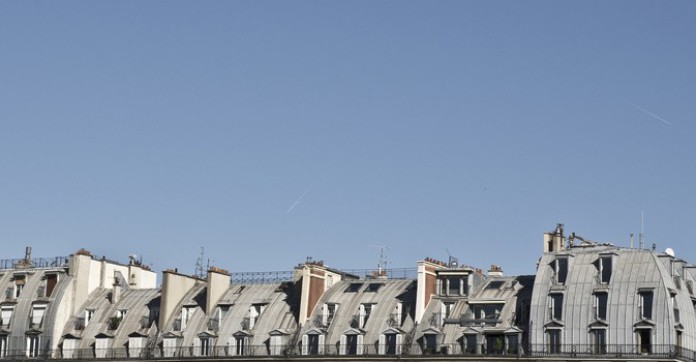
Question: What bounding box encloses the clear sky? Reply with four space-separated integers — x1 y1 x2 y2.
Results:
1 1 695 278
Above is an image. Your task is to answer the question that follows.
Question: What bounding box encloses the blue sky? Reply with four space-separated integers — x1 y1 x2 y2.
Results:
1 1 695 277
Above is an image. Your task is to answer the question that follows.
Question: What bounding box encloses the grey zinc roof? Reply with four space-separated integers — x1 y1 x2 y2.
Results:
529 245 696 350
65 287 160 351
212 283 299 347
301 279 416 349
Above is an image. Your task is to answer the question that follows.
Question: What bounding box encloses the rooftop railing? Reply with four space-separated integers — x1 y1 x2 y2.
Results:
0 256 70 271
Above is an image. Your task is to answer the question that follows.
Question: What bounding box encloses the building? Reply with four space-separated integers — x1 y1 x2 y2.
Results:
0 225 694 360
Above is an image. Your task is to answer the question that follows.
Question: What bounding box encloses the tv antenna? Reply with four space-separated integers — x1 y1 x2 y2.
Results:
369 243 389 276
195 247 209 278
639 211 645 250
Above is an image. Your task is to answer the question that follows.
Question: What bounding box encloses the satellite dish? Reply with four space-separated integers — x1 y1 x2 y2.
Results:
664 248 675 257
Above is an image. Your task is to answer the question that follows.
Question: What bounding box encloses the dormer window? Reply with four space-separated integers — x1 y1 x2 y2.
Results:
436 272 469 297
553 258 568 285
13 275 26 298
599 255 612 284
45 273 59 298
248 303 266 330
549 293 563 321
638 290 653 320
0 306 13 328
594 293 608 321
181 306 196 330
359 304 373 328
30 304 47 328
322 303 338 326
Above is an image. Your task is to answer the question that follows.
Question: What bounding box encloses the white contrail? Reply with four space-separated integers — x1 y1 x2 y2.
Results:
285 181 317 214
625 101 671 125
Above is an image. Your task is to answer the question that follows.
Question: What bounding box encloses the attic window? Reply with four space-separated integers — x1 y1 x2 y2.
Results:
345 283 362 293
485 281 505 290
367 283 383 292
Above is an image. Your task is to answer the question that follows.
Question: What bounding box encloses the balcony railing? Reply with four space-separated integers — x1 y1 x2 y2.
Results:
0 342 694 360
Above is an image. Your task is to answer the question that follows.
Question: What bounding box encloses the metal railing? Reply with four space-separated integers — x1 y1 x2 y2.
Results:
1 343 695 360
231 271 294 284
0 256 70 270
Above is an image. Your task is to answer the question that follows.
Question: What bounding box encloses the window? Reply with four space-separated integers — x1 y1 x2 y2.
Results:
30 305 47 328
322 303 338 326
235 335 248 356
549 294 563 320
248 304 266 330
181 306 195 330
0 306 13 328
507 334 519 354
600 256 612 284
672 294 680 323
26 335 40 357
45 273 58 298
359 304 373 328
345 334 358 355
638 291 653 320
117 309 127 319
594 293 608 320
447 276 462 296
0 335 7 358
85 309 95 327
345 283 362 293
547 329 561 354
556 258 568 284
591 329 606 354
472 304 502 324
199 337 211 356
367 283 383 292
485 281 505 290
636 329 651 353
464 334 477 354
14 275 26 298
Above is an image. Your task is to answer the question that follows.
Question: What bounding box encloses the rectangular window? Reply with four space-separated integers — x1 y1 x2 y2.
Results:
591 329 606 354
359 304 373 328
600 256 612 283
30 305 47 328
181 306 195 330
594 293 608 320
199 338 210 356
547 329 561 354
464 334 477 354
0 335 7 358
26 335 40 357
448 276 461 295
45 273 58 297
549 294 563 320
672 294 680 323
14 275 26 298
639 291 653 320
235 336 247 356
367 283 383 292
0 306 13 328
557 258 568 284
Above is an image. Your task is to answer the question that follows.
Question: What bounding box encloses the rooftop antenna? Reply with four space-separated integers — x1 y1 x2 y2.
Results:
195 247 207 278
370 244 389 276
639 211 645 250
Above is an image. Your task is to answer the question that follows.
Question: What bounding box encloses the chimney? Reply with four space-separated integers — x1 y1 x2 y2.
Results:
294 259 340 326
159 269 200 328
111 273 121 304
488 264 503 277
206 267 231 315
415 258 447 323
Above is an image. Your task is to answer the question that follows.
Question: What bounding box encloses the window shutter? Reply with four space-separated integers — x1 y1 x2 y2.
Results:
301 335 308 355
378 334 385 354
318 334 325 354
